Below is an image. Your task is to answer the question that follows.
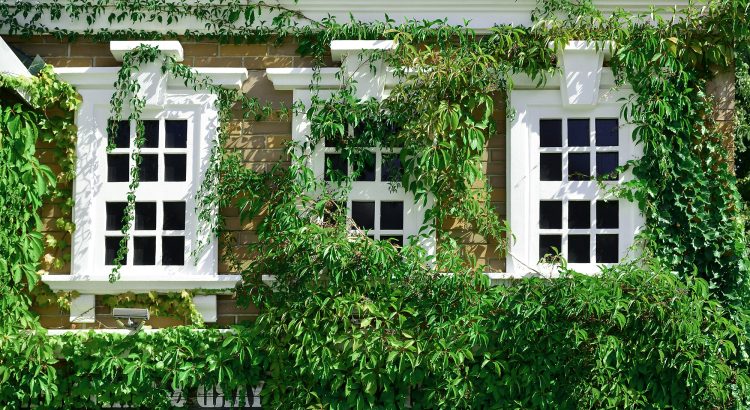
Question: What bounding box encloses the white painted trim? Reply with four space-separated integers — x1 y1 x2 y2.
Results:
266 67 341 90
70 295 96 323
0 35 31 78
54 67 248 90
330 40 396 62
192 295 217 323
110 40 184 62
42 274 241 294
0 1 697 33
507 86 644 276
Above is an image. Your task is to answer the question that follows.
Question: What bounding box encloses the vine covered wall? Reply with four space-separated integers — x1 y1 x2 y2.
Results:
0 0 749 408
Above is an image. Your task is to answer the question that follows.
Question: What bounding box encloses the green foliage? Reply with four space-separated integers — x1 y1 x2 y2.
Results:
0 0 749 409
1 327 265 409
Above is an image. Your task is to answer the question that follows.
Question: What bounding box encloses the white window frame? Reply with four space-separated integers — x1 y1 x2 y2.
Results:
269 40 435 254
44 42 248 323
507 49 644 277
91 100 214 277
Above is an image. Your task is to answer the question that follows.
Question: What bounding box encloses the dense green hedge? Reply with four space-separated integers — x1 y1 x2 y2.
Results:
2 264 748 408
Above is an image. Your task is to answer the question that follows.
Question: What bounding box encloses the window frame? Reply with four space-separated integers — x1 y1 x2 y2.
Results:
507 87 643 276
294 88 435 253
72 90 219 282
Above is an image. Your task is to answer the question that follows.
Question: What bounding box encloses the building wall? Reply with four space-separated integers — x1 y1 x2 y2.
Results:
8 36 507 328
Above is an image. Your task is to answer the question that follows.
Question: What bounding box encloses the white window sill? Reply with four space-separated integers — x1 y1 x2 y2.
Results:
41 274 243 294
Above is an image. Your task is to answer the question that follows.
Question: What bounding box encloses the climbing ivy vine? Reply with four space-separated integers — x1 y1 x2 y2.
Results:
0 0 750 408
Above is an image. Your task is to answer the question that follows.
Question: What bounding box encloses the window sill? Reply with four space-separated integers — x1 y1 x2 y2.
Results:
41 274 242 294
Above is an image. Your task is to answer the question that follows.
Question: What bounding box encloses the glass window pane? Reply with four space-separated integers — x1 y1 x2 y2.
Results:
351 201 375 230
381 201 404 230
133 236 156 265
105 236 126 265
596 234 619 263
164 154 187 181
568 201 591 229
354 151 376 181
381 154 402 182
381 235 403 247
597 153 619 180
107 154 130 182
568 119 590 147
596 201 619 229
163 202 186 230
162 236 185 265
595 119 619 146
110 120 130 148
135 202 156 230
569 153 591 181
324 153 348 181
106 202 127 231
540 153 562 181
139 154 158 182
142 120 159 148
568 234 590 263
540 119 562 147
165 120 188 148
539 234 561 261
539 201 562 229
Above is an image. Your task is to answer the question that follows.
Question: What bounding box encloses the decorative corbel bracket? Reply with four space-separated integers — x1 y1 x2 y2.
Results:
330 40 396 100
553 40 614 108
110 41 184 106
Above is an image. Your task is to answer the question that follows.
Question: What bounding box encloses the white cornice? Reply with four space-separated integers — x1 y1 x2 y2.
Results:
42 274 242 294
110 40 184 62
54 67 248 90
0 1 699 34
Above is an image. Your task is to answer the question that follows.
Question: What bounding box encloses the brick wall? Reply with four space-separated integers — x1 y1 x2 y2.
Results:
8 35 506 328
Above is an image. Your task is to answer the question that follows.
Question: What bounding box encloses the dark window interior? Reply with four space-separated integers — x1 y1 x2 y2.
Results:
162 236 185 265
135 202 156 230
142 120 159 148
596 201 619 229
107 154 130 182
351 201 375 230
539 201 562 229
568 153 590 181
133 236 156 265
164 154 187 181
165 120 188 148
105 236 126 265
567 119 589 147
568 201 591 229
595 119 619 146
596 152 618 180
111 120 130 148
380 201 404 230
540 153 562 181
568 234 590 263
163 202 186 230
106 202 127 231
539 235 561 260
139 154 159 182
596 234 618 263
540 119 562 147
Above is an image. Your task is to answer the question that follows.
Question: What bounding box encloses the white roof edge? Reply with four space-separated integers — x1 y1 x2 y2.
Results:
110 40 184 62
